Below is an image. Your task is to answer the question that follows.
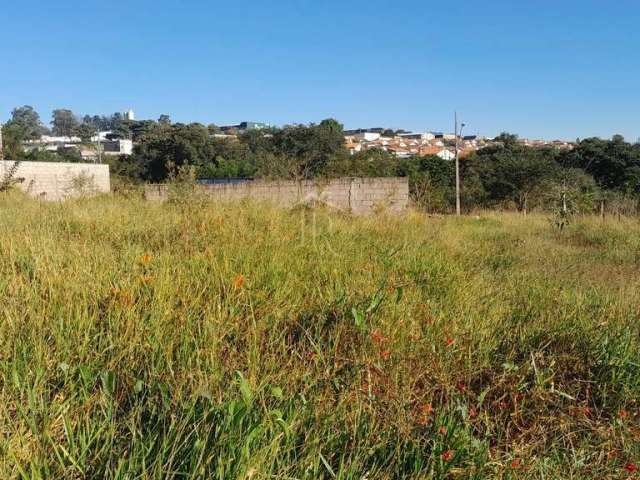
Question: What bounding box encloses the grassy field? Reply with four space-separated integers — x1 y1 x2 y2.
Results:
1 192 639 479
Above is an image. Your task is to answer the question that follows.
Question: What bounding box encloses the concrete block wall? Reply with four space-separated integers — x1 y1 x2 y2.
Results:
0 160 110 200
145 177 409 214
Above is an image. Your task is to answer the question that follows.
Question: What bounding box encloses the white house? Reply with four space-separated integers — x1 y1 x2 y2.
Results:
398 132 436 141
353 132 381 142
436 149 456 161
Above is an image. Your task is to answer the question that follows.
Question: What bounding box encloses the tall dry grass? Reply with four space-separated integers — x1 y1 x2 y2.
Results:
1 192 639 479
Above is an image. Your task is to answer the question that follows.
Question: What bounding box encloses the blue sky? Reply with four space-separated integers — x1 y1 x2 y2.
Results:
1 0 638 140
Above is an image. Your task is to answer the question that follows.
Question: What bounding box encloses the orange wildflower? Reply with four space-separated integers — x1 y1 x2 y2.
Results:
445 337 455 347
418 403 433 425
625 463 638 473
370 329 387 344
380 349 391 360
438 426 447 435
618 410 629 419
233 273 245 290
139 252 153 265
511 458 521 469
441 450 454 462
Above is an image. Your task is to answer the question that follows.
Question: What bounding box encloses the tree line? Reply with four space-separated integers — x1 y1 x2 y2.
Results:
3 105 640 214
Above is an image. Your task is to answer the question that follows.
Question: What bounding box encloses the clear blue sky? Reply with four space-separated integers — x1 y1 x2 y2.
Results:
1 0 638 141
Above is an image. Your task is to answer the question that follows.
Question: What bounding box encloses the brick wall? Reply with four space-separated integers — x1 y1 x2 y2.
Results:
145 177 409 214
0 160 110 200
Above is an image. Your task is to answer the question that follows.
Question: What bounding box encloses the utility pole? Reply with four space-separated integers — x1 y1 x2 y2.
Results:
454 113 465 216
94 129 102 164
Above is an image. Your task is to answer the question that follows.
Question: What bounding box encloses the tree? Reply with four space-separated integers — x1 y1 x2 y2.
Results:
394 154 457 212
327 149 398 178
131 123 218 181
493 132 520 148
467 136 558 213
1 123 26 159
75 123 97 143
158 114 171 126
538 167 600 214
7 105 47 140
51 109 80 137
82 114 114 131
561 136 640 194
56 146 83 163
270 119 347 178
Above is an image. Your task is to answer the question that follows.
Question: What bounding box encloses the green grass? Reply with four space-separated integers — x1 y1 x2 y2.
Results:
1 192 639 479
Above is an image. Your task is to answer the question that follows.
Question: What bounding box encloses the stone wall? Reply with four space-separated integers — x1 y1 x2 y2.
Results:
0 160 110 200
145 177 409 214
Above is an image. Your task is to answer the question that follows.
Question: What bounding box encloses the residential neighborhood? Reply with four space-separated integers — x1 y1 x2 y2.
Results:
2 102 578 165
344 127 574 160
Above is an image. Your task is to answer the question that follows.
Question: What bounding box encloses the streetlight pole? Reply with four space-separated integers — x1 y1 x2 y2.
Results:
454 113 465 216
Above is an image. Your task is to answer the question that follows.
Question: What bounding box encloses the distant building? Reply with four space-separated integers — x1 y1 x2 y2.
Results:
25 135 82 152
518 138 575 150
220 121 271 132
240 121 270 130
79 139 132 160
102 139 133 156
344 128 386 136
124 109 135 121
344 136 363 155
437 149 455 161
24 133 133 161
420 146 456 160
398 132 436 141
212 133 238 140
430 132 456 141
352 132 381 141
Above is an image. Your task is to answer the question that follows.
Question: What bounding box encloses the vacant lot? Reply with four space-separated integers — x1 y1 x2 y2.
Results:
1 193 639 479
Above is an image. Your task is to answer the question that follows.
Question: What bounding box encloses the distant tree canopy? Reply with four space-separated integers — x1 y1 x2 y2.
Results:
6 105 49 141
1 123 26 159
51 109 80 137
465 134 561 212
562 135 640 194
75 123 97 143
4 104 640 214
111 118 349 182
